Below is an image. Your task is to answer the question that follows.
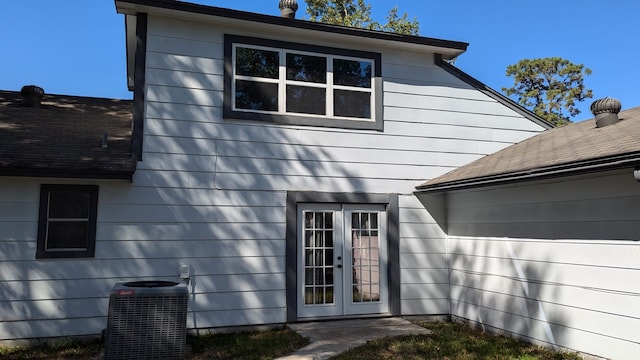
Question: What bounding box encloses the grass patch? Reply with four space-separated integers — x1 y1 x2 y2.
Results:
331 321 583 360
0 322 584 360
0 339 102 359
187 326 309 359
0 327 308 360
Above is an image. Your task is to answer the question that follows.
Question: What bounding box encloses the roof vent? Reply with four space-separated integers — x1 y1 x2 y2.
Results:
591 97 622 128
20 85 45 108
279 0 298 18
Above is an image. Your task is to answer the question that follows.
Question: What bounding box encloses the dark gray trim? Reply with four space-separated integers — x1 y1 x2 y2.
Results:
286 191 400 322
116 0 468 52
36 184 99 259
124 15 134 92
0 169 134 181
386 194 400 316
224 35 383 131
131 12 147 161
285 192 298 322
434 54 554 130
415 153 640 194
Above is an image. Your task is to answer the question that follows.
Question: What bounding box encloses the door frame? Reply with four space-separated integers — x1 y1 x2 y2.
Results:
285 191 400 322
296 204 389 318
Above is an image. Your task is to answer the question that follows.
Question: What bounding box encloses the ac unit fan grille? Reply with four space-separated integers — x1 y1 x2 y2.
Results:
105 285 188 360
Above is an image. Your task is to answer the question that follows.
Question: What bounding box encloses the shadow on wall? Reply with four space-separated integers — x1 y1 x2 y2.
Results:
417 172 640 358
116 73 387 331
448 239 569 350
429 171 640 241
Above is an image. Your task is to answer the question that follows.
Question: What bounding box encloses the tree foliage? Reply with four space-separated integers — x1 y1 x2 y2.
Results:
502 57 593 126
305 0 419 35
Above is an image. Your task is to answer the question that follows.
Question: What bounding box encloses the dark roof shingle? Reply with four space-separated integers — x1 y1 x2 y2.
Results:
0 90 136 180
417 106 640 192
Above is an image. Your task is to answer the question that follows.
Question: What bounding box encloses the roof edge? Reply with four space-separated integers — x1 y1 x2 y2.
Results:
0 168 136 182
434 54 554 129
115 0 468 55
415 152 640 194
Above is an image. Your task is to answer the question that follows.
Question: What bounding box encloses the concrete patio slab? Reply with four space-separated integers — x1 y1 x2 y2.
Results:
276 317 431 360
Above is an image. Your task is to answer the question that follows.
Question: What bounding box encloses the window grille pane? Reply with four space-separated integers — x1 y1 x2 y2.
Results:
286 53 326 83
47 221 88 249
236 47 279 78
334 90 371 119
286 85 326 115
333 59 372 88
235 80 278 111
49 191 90 218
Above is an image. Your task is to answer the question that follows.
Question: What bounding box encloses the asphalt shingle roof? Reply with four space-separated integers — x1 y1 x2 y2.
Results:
417 106 640 192
0 90 136 180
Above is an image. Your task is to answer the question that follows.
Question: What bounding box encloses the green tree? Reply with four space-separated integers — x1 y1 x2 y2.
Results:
502 57 593 126
305 0 419 35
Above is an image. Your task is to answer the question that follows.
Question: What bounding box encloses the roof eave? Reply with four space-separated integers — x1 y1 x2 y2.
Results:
415 153 640 194
115 0 468 57
0 167 136 182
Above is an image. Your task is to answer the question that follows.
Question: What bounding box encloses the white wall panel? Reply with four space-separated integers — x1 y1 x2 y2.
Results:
444 171 640 359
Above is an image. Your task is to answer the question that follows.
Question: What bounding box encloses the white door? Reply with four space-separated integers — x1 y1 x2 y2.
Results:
297 204 388 318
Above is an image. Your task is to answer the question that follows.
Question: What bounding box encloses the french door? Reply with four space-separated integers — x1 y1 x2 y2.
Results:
297 204 388 318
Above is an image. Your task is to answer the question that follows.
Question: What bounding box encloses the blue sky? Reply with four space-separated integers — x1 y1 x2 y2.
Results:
2 0 638 121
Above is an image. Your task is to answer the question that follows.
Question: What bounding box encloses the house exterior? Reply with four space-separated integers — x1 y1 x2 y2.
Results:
0 0 556 351
416 102 640 360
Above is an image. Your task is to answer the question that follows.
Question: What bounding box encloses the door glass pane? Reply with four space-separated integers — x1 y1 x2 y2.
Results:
351 211 381 303
236 47 279 78
334 90 371 119
326 286 334 303
235 80 278 111
305 269 314 285
303 210 335 305
324 212 332 228
286 85 326 115
333 59 372 88
325 231 333 247
325 268 334 285
286 53 326 83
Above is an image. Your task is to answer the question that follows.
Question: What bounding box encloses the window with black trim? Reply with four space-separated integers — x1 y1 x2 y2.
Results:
224 35 383 130
36 185 99 259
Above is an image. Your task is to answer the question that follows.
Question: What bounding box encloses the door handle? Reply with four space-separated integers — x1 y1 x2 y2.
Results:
337 264 342 269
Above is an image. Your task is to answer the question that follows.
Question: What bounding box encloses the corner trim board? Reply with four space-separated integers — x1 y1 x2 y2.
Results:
131 12 147 161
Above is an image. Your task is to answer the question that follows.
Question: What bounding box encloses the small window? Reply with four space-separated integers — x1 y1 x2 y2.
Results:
37 185 99 259
225 35 382 130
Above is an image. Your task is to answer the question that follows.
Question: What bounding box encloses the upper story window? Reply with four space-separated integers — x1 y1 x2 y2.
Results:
36 185 99 259
224 35 382 130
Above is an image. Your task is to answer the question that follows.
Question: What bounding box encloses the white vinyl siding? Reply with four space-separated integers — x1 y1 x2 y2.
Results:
444 170 640 360
399 195 449 314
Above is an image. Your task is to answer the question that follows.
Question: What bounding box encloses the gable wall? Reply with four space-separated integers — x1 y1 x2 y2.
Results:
0 13 546 341
444 170 640 359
